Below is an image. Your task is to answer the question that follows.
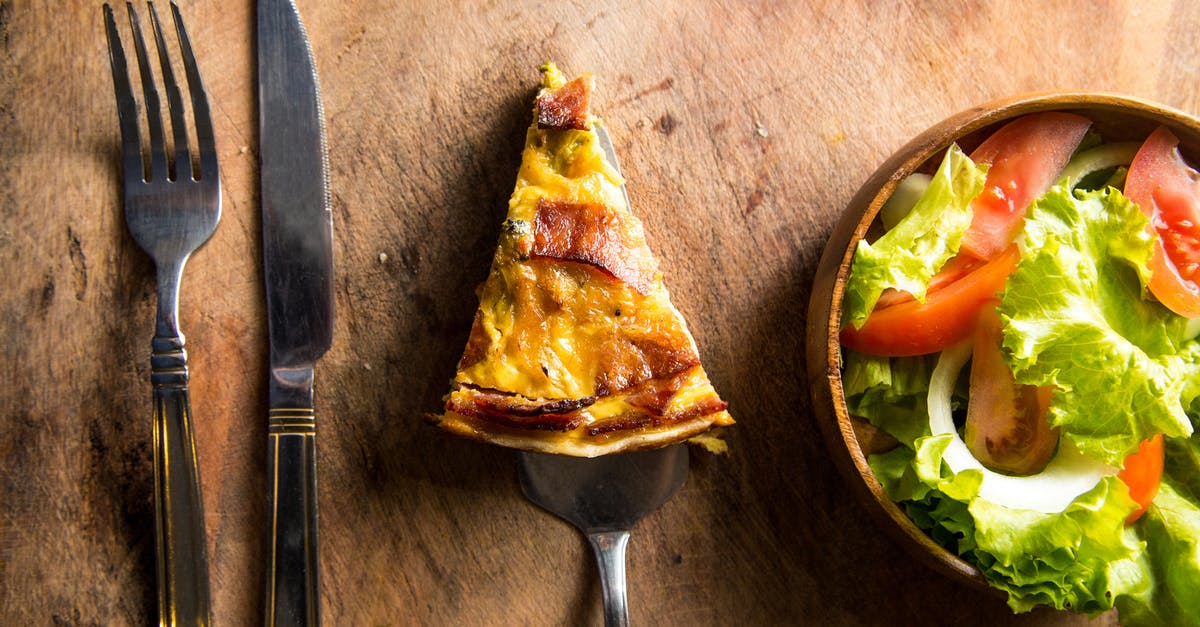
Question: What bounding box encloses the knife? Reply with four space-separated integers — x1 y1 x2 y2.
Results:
257 0 333 625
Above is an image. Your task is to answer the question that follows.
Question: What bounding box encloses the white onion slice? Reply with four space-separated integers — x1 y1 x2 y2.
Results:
927 340 1117 514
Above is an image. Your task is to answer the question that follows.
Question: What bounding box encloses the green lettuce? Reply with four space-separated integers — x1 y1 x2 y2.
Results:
999 186 1196 465
871 435 1144 615
842 350 938 447
842 144 987 328
1124 432 1200 625
1165 428 1200 502
969 478 1145 614
869 439 980 555
1116 481 1200 626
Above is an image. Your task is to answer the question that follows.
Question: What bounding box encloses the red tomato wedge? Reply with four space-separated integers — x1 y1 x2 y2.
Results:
959 112 1092 260
963 303 1059 476
1124 126 1200 318
841 246 1020 356
1118 434 1165 525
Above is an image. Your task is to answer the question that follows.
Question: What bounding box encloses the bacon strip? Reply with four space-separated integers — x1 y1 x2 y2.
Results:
453 386 596 417
446 388 593 432
532 198 659 294
536 75 593 131
446 367 726 436
595 337 700 397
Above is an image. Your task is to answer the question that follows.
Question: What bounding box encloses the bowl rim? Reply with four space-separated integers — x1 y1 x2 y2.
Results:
805 90 1200 596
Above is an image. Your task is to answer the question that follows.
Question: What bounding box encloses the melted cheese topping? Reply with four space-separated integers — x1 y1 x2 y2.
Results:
460 258 690 400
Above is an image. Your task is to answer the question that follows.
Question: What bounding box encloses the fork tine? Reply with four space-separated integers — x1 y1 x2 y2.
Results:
148 1 190 182
126 1 169 182
103 4 145 182
171 1 217 181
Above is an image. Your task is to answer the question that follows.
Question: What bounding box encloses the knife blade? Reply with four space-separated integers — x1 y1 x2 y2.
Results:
257 0 332 624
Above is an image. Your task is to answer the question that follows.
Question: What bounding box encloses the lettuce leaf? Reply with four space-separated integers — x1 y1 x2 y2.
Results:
1180 341 1200 425
1117 432 1200 624
969 478 1144 614
1165 429 1200 503
842 350 938 447
999 186 1196 464
842 145 987 328
870 435 1145 614
869 439 980 554
1127 430 1200 625
1116 481 1200 626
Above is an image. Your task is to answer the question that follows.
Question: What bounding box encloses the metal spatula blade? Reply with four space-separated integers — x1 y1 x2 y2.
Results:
517 445 689 627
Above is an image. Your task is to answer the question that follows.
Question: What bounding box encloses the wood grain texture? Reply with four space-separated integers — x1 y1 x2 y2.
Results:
3 0 1199 624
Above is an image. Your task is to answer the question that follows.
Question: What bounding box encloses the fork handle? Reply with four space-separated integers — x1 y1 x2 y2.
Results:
588 530 631 627
151 335 212 627
265 397 320 626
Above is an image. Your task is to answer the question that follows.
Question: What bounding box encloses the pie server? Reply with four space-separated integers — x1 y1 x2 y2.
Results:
517 125 690 627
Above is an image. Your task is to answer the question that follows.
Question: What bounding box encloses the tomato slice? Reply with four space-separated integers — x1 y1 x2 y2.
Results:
1118 433 1164 524
840 246 1020 357
959 112 1092 260
963 304 1059 476
1123 126 1200 318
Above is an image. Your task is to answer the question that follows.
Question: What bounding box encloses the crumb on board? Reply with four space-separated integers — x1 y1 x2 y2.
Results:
689 432 729 455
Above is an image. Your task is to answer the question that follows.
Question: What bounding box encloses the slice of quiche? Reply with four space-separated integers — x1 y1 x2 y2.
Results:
435 63 733 457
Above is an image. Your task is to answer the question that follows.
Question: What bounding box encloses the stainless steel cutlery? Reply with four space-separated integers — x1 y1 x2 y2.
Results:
104 2 219 624
257 1 334 624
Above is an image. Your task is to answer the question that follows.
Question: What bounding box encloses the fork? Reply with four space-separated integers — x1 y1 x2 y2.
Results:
104 2 219 624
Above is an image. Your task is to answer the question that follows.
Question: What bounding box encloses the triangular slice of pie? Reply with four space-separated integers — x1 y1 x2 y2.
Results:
435 63 733 457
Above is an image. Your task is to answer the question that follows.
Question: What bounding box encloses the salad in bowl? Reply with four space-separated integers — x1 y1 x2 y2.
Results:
808 95 1200 623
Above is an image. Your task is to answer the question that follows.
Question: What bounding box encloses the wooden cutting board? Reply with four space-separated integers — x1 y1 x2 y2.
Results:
4 0 1199 624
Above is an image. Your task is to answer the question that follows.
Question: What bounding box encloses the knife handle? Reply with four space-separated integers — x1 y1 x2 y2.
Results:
266 408 320 627
151 335 212 627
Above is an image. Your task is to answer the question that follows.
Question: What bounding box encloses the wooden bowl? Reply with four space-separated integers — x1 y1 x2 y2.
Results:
805 92 1200 594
